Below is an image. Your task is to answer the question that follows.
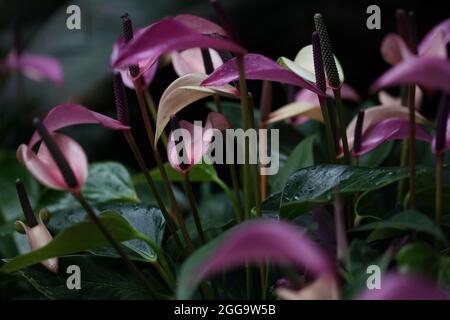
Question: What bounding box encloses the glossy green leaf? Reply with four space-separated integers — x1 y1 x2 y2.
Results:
15 255 167 299
1 211 160 273
269 135 315 192
39 162 139 212
279 165 433 218
396 243 441 277
351 210 446 242
358 141 394 167
47 204 165 262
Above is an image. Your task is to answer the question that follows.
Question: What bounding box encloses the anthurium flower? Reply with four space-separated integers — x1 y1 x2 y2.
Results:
111 27 158 89
171 48 223 77
15 180 57 273
168 112 230 173
16 214 57 273
0 50 63 86
418 18 450 58
275 84 359 127
111 15 245 77
372 57 450 94
378 86 422 109
155 73 239 143
17 132 88 192
432 95 450 154
344 105 428 155
381 18 450 65
19 104 128 191
278 44 344 89
176 220 336 299
357 273 448 300
28 104 129 146
201 53 323 95
353 118 432 156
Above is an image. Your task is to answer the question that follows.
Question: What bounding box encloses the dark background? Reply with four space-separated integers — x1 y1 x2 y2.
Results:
0 0 447 170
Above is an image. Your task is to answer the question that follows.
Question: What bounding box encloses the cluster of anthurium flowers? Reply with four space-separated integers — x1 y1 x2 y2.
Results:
3 0 450 300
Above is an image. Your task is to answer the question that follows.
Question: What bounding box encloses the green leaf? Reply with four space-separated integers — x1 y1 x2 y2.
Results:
177 234 225 299
206 101 260 129
358 141 394 167
39 162 139 212
1 211 160 273
269 135 315 192
15 255 166 299
279 165 433 218
396 243 441 277
47 204 165 262
351 210 446 242
342 240 391 299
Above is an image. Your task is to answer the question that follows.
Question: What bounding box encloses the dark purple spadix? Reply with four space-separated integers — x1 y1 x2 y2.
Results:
113 73 129 125
16 179 37 227
435 94 450 154
120 13 140 78
312 31 326 93
33 118 78 189
314 13 340 89
353 110 365 155
121 13 134 44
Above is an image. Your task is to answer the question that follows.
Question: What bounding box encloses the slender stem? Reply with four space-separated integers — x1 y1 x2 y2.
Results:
153 260 175 290
213 94 223 113
435 153 444 225
397 140 409 205
132 77 194 254
183 172 206 244
259 81 272 201
247 97 262 217
144 90 168 147
73 191 157 297
318 96 337 163
236 55 252 219
407 85 416 209
237 55 256 301
214 95 243 220
122 130 184 253
333 89 350 164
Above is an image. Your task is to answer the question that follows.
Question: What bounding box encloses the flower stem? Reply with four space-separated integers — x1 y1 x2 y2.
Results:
318 96 337 163
132 77 194 254
407 85 416 209
259 80 272 200
214 95 244 221
247 96 262 217
183 172 206 244
144 89 168 147
236 55 257 301
435 153 444 225
122 130 184 253
333 88 350 164
236 55 252 219
73 191 157 297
